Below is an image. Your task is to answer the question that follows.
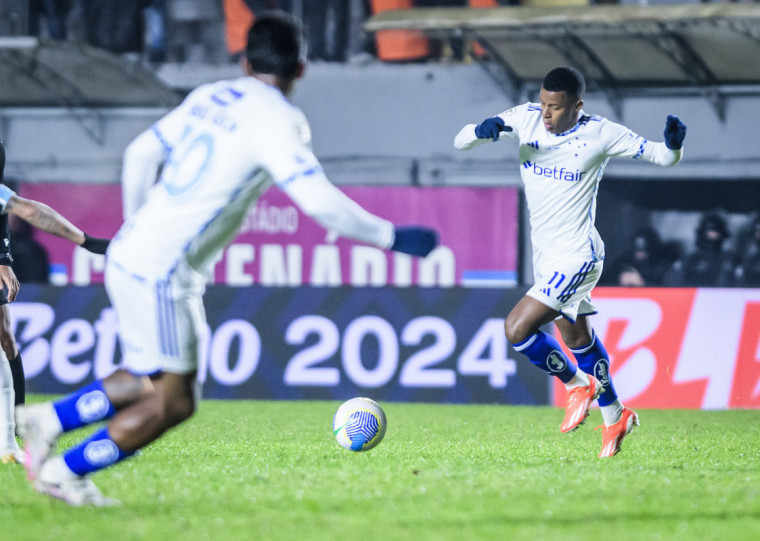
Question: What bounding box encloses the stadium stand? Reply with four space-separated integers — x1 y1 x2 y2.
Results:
370 0 431 61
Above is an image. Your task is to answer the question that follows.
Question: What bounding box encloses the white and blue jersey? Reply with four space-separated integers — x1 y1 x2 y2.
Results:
455 103 682 264
455 103 681 320
107 76 395 374
109 76 394 284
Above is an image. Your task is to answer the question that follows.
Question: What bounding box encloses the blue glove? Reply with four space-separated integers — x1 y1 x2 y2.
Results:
664 115 686 150
474 117 512 141
391 226 439 258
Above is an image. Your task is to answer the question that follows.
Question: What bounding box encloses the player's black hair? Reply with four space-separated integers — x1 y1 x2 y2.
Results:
0 140 5 181
246 11 306 80
542 67 586 102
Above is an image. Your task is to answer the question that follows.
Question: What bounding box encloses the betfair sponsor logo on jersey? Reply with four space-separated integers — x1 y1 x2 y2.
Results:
524 161 586 182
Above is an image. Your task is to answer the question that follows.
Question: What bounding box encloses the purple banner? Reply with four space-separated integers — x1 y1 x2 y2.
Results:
20 184 519 287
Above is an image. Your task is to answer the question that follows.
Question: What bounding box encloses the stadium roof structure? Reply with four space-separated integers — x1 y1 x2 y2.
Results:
0 37 181 142
365 4 760 120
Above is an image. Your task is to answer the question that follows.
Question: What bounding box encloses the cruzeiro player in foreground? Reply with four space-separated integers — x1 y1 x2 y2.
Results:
455 67 686 457
17 12 438 506
0 140 110 463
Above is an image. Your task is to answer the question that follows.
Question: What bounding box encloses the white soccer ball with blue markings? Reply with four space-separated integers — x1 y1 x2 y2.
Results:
332 397 387 452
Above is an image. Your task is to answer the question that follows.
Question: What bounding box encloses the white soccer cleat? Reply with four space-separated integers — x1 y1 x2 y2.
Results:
16 404 59 481
35 475 121 507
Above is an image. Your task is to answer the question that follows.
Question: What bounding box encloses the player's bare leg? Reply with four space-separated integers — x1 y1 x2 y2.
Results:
505 295 598 433
102 369 156 408
17 369 153 478
554 315 593 349
107 371 197 451
504 295 558 344
19 370 195 506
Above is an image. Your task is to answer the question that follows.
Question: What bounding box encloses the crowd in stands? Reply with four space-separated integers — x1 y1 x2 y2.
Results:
602 211 760 288
28 0 169 62
22 1 759 65
21 0 591 65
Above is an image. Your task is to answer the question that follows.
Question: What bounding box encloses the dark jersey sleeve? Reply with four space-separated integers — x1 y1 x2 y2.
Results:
0 213 12 266
0 141 10 265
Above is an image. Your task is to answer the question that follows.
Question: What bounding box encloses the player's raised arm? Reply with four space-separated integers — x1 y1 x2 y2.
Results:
455 115 514 150
0 140 109 254
606 115 686 167
282 172 438 258
639 115 686 167
663 115 687 152
645 114 687 167
1 190 110 255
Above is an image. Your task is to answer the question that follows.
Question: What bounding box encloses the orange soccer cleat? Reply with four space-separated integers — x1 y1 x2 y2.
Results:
560 376 602 433
597 407 640 458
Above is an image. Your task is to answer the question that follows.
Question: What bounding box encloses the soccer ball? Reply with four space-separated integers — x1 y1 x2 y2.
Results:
332 397 387 452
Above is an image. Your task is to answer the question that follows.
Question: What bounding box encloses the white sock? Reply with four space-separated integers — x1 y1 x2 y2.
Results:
564 370 590 390
40 402 64 439
40 455 80 482
0 355 16 449
601 400 624 426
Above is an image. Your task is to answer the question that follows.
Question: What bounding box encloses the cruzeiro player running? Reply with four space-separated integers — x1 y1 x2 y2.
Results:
455 66 686 457
17 12 438 506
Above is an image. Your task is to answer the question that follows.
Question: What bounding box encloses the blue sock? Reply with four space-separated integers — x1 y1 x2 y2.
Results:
570 331 618 406
63 426 134 476
513 331 578 383
53 380 117 432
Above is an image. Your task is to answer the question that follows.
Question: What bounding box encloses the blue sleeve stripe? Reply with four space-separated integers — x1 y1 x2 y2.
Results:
634 139 647 159
276 165 324 189
151 125 172 155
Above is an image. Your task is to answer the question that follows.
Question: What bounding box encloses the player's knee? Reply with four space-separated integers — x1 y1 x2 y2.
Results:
0 330 17 358
165 395 196 426
561 333 590 350
557 323 593 350
178 396 196 422
504 315 531 345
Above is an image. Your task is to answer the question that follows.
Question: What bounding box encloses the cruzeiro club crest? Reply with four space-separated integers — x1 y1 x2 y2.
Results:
594 359 611 387
547 351 567 373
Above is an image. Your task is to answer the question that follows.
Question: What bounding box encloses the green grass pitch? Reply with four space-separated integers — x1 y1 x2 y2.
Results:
2 397 759 541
